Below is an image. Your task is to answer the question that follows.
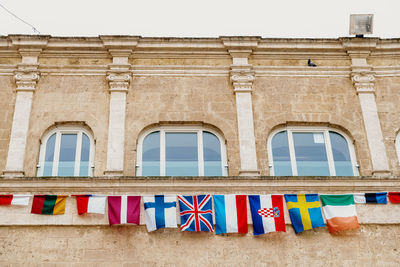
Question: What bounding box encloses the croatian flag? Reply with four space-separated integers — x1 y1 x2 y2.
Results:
353 192 387 204
213 195 248 234
0 194 30 206
178 195 213 232
143 195 177 232
108 196 140 226
74 195 106 215
249 195 286 235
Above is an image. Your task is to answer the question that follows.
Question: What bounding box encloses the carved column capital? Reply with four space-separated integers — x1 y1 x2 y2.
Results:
13 70 40 92
106 73 131 93
351 72 375 94
230 66 255 93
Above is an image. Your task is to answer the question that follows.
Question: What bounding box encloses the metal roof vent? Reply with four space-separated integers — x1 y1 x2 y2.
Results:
349 14 374 37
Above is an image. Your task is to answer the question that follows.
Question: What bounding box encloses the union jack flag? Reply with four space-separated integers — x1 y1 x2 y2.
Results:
178 194 214 232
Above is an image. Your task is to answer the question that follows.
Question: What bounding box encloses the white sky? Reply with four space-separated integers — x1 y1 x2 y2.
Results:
0 0 399 38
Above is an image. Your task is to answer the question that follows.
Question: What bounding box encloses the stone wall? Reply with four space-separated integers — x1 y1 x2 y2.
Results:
126 76 239 176
0 225 399 266
0 76 15 173
375 76 400 176
24 75 110 177
252 76 370 176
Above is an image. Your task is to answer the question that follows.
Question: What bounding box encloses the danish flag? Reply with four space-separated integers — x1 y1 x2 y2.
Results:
178 195 214 232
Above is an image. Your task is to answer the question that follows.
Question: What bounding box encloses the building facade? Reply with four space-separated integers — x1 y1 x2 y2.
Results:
0 35 400 265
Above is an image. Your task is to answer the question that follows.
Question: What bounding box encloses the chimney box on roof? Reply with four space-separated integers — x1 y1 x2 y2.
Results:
350 14 374 36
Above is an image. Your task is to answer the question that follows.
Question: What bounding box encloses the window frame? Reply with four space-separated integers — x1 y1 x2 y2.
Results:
37 126 95 177
267 126 359 176
137 125 228 176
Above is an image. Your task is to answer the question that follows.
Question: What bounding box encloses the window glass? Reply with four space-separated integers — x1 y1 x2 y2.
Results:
166 132 198 176
43 133 56 176
203 131 222 176
329 131 354 176
142 131 160 176
79 133 90 176
293 132 330 176
58 134 77 176
270 128 357 176
271 131 292 176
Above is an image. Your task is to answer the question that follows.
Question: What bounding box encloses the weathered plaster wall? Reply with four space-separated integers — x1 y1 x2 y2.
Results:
252 76 370 176
125 76 239 176
0 225 399 266
375 76 400 176
24 75 109 176
0 76 15 173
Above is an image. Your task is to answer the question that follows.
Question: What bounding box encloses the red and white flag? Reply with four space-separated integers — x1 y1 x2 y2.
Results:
0 194 30 206
108 196 140 226
74 195 106 215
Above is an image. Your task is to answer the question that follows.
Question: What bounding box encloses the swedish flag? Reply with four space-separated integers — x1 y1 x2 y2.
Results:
284 194 325 234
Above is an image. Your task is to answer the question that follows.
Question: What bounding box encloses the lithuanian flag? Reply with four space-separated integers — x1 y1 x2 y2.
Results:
31 195 67 215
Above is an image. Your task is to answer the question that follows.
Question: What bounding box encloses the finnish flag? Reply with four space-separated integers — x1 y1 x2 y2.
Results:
143 195 177 232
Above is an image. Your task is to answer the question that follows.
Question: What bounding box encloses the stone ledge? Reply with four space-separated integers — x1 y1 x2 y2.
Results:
0 176 399 193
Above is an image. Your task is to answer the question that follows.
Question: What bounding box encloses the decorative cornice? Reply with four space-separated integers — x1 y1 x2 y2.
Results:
8 35 50 49
0 176 400 193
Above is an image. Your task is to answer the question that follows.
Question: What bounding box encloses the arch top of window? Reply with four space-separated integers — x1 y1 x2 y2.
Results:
267 126 359 177
37 125 95 177
137 125 228 177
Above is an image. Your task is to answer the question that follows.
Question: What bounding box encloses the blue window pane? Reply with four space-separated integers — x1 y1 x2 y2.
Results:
271 131 292 176
329 132 354 176
142 131 160 176
166 133 198 176
79 133 90 176
293 132 330 176
43 133 56 176
203 131 222 176
58 134 77 176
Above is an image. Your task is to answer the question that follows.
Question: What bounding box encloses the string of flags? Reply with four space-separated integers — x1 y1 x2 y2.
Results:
1 192 400 235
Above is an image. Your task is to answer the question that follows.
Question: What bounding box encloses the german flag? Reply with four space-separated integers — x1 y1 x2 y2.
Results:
31 195 67 215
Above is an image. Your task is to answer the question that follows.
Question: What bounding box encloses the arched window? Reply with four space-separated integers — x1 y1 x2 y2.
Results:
137 126 227 176
268 127 359 176
37 126 94 177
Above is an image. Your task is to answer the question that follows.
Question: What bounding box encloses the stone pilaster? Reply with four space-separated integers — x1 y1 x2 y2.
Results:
225 42 260 176
104 61 131 176
348 47 390 177
3 48 42 177
101 37 138 176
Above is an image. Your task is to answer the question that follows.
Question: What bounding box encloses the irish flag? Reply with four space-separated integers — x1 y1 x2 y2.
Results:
31 195 67 215
320 194 359 233
0 194 30 206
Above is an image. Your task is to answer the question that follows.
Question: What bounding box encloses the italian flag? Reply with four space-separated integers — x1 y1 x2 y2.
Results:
31 195 67 215
320 194 359 234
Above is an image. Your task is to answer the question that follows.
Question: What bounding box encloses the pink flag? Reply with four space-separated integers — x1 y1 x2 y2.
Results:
108 196 140 226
